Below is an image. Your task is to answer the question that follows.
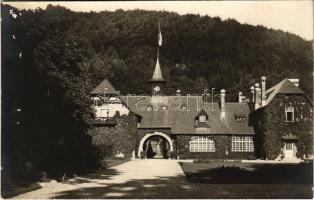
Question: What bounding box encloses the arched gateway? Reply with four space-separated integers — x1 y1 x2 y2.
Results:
138 132 174 159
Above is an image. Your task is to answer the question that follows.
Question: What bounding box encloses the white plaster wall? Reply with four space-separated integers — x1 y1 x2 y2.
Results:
92 96 129 118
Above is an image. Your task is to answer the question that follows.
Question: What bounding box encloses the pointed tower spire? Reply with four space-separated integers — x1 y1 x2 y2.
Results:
151 48 164 81
149 47 166 83
148 22 166 96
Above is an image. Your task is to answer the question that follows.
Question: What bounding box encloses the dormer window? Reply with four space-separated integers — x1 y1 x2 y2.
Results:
195 109 208 124
285 106 294 122
235 114 246 122
146 105 153 111
181 105 187 110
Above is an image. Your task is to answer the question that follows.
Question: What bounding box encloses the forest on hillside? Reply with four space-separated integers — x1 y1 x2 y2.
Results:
2 4 313 186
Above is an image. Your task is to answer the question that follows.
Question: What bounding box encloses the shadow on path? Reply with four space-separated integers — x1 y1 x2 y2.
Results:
55 175 312 199
10 161 313 199
64 169 121 185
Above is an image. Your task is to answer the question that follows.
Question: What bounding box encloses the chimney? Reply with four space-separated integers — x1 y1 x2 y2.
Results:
250 86 255 103
238 92 243 103
176 89 181 96
261 76 266 106
288 79 299 87
220 89 226 119
254 83 261 109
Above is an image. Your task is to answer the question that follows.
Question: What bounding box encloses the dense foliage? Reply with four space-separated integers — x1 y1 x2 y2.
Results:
253 94 313 160
1 4 313 184
2 5 100 185
89 113 139 159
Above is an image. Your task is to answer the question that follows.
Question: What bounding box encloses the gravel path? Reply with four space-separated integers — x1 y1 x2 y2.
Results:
12 159 189 199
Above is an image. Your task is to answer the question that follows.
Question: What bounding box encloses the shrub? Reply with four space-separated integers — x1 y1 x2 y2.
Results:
140 151 146 159
99 159 108 169
169 151 177 159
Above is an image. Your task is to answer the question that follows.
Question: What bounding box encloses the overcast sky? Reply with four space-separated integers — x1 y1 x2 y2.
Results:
5 1 313 40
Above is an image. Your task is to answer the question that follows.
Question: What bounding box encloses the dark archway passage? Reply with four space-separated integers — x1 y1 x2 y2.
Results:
143 135 170 159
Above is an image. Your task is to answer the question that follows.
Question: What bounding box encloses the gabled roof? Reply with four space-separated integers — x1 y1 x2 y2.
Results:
91 79 120 95
120 96 254 135
264 79 305 105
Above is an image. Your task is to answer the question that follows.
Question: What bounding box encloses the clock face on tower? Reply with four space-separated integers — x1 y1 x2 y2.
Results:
154 86 160 92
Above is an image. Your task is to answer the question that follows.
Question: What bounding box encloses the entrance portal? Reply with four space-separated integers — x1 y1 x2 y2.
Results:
137 132 174 159
144 135 170 159
284 141 296 159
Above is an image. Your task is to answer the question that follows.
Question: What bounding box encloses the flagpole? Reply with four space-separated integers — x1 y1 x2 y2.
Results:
158 20 162 47
158 20 160 35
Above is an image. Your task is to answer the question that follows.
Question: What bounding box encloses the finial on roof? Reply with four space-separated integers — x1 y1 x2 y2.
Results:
250 86 255 92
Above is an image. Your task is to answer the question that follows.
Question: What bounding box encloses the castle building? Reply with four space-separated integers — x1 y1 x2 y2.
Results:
89 60 312 160
89 24 312 161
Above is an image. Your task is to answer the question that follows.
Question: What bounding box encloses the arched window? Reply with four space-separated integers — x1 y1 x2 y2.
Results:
189 137 215 152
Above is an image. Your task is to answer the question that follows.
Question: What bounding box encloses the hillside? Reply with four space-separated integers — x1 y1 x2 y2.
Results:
3 4 313 96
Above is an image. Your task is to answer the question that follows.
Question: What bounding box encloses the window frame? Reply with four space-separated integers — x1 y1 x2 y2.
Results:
285 106 294 122
285 142 293 150
189 136 215 152
231 136 254 152
199 115 207 123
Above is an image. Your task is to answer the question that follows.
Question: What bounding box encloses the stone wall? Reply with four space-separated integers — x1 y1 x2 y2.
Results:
175 135 255 160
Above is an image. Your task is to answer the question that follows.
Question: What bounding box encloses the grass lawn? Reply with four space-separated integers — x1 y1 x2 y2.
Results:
180 161 313 198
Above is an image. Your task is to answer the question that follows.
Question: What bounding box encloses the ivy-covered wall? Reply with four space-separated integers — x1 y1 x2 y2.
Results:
174 135 255 160
89 117 173 159
88 112 139 158
252 94 313 160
